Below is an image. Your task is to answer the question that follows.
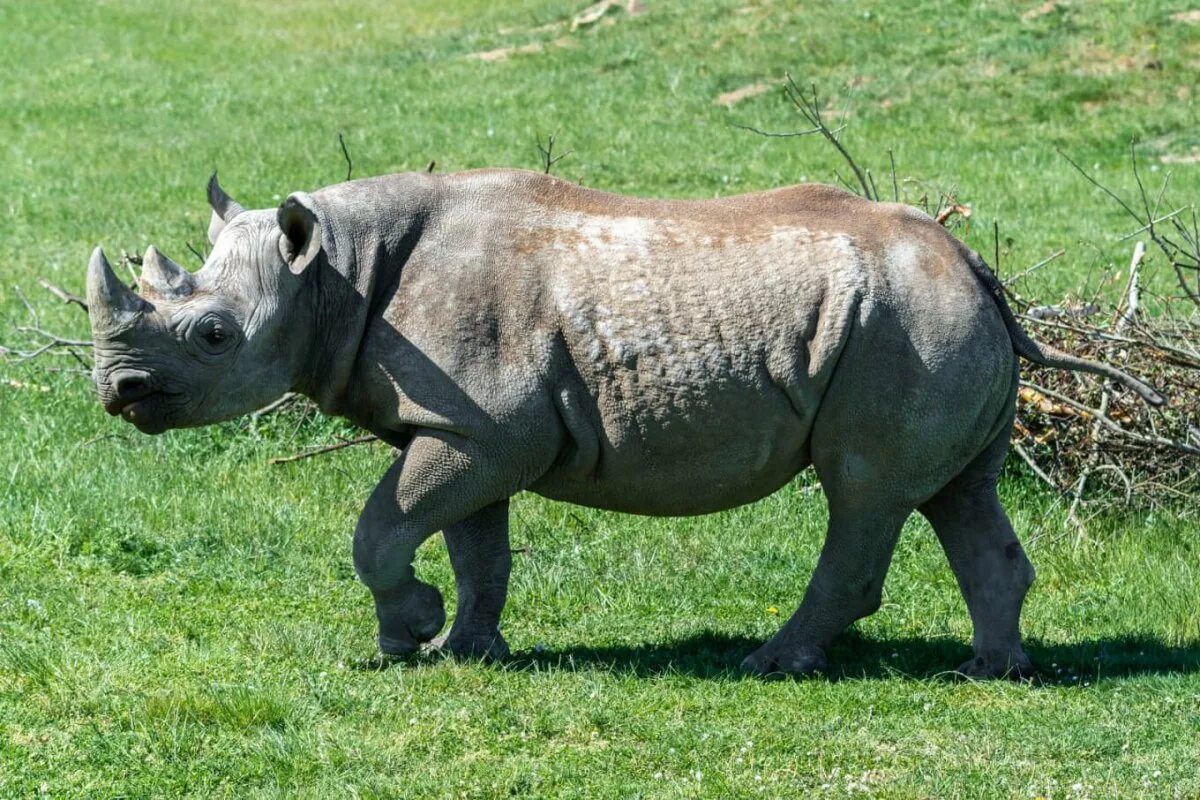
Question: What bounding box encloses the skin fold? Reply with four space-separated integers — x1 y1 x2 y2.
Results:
86 169 1161 677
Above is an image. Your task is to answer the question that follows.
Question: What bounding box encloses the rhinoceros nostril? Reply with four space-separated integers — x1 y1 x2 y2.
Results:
112 370 155 402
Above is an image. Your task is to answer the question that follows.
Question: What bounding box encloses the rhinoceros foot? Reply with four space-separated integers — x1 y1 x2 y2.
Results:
375 580 447 657
740 643 828 678
428 629 510 662
955 652 1035 681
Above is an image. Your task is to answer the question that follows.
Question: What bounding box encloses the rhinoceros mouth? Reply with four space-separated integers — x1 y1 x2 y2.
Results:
113 392 172 434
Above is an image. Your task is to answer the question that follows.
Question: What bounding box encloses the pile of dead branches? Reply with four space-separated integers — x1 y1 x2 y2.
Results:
1006 249 1200 515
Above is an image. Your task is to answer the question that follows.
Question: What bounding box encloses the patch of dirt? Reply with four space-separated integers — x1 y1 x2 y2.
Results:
1170 9 1200 22
1073 45 1162 76
1161 148 1200 165
474 0 641 61
469 42 545 61
714 82 772 106
571 0 645 31
1022 0 1064 21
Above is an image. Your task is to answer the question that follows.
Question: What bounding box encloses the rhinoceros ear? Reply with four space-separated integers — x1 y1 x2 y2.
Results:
276 193 322 276
207 171 245 244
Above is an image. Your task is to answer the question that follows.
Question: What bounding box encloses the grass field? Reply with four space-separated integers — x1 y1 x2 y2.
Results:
2 0 1200 796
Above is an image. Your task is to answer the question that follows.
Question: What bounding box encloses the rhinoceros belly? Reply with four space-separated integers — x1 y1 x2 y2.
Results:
529 376 812 516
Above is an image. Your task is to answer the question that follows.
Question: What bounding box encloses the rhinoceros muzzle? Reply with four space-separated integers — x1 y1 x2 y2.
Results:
102 368 159 415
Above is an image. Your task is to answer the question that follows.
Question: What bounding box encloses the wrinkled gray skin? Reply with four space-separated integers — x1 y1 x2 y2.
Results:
87 169 1164 678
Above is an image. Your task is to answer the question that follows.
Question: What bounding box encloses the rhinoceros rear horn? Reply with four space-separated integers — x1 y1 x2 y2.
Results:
207 171 245 243
87 247 146 329
139 245 193 298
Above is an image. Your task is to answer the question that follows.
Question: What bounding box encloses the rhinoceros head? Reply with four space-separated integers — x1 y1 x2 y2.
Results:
87 174 323 434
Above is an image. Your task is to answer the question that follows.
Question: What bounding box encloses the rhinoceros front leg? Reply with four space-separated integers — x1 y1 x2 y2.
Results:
430 500 512 660
353 432 516 658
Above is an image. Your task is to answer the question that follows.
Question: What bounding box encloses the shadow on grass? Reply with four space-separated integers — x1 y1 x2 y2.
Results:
501 631 1200 684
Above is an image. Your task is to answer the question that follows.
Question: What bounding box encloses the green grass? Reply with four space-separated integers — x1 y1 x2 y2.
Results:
2 0 1199 796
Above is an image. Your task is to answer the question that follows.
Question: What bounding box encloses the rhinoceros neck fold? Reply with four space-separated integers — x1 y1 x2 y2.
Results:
294 173 437 416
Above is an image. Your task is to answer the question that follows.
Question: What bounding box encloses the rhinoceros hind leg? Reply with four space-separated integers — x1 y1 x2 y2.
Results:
741 504 910 677
919 432 1035 680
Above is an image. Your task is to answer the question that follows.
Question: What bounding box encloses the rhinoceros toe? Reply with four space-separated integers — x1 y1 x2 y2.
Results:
740 643 828 678
955 652 1035 681
375 581 446 657
429 629 510 662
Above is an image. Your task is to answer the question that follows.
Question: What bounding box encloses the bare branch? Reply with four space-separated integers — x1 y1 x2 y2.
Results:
536 132 571 175
268 435 379 465
338 132 353 182
37 279 88 313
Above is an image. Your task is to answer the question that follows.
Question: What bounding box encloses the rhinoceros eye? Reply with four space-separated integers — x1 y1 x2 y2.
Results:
193 313 238 354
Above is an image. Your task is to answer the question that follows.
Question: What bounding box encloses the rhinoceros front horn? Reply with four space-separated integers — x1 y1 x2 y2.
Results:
87 247 146 329
139 245 193 298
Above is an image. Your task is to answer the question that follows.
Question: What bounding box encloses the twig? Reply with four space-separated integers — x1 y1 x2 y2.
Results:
252 392 300 420
888 149 899 202
268 435 379 465
783 74 874 199
1118 206 1188 242
536 132 571 175
37 279 88 313
728 121 835 139
1012 440 1058 490
1003 250 1066 287
1116 241 1144 333
338 132 353 181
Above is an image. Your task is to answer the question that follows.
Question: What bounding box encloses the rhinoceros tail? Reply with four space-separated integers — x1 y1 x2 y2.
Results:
963 250 1166 407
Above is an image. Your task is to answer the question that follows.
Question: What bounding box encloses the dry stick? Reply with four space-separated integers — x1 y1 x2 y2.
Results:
1070 242 1142 532
1116 241 1145 333
888 149 899 202
268 435 379 465
1118 206 1188 242
338 132 353 181
1012 441 1058 490
186 242 206 265
1020 380 1200 456
728 121 831 139
783 74 874 199
37 279 88 313
536 132 571 175
252 392 300 420
1060 147 1200 306
1002 249 1066 287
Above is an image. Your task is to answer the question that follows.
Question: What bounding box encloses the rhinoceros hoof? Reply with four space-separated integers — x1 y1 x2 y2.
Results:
956 653 1035 681
375 581 447 657
429 629 510 662
740 643 828 678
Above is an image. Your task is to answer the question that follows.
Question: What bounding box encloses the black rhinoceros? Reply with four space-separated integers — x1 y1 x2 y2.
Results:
86 170 1161 677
